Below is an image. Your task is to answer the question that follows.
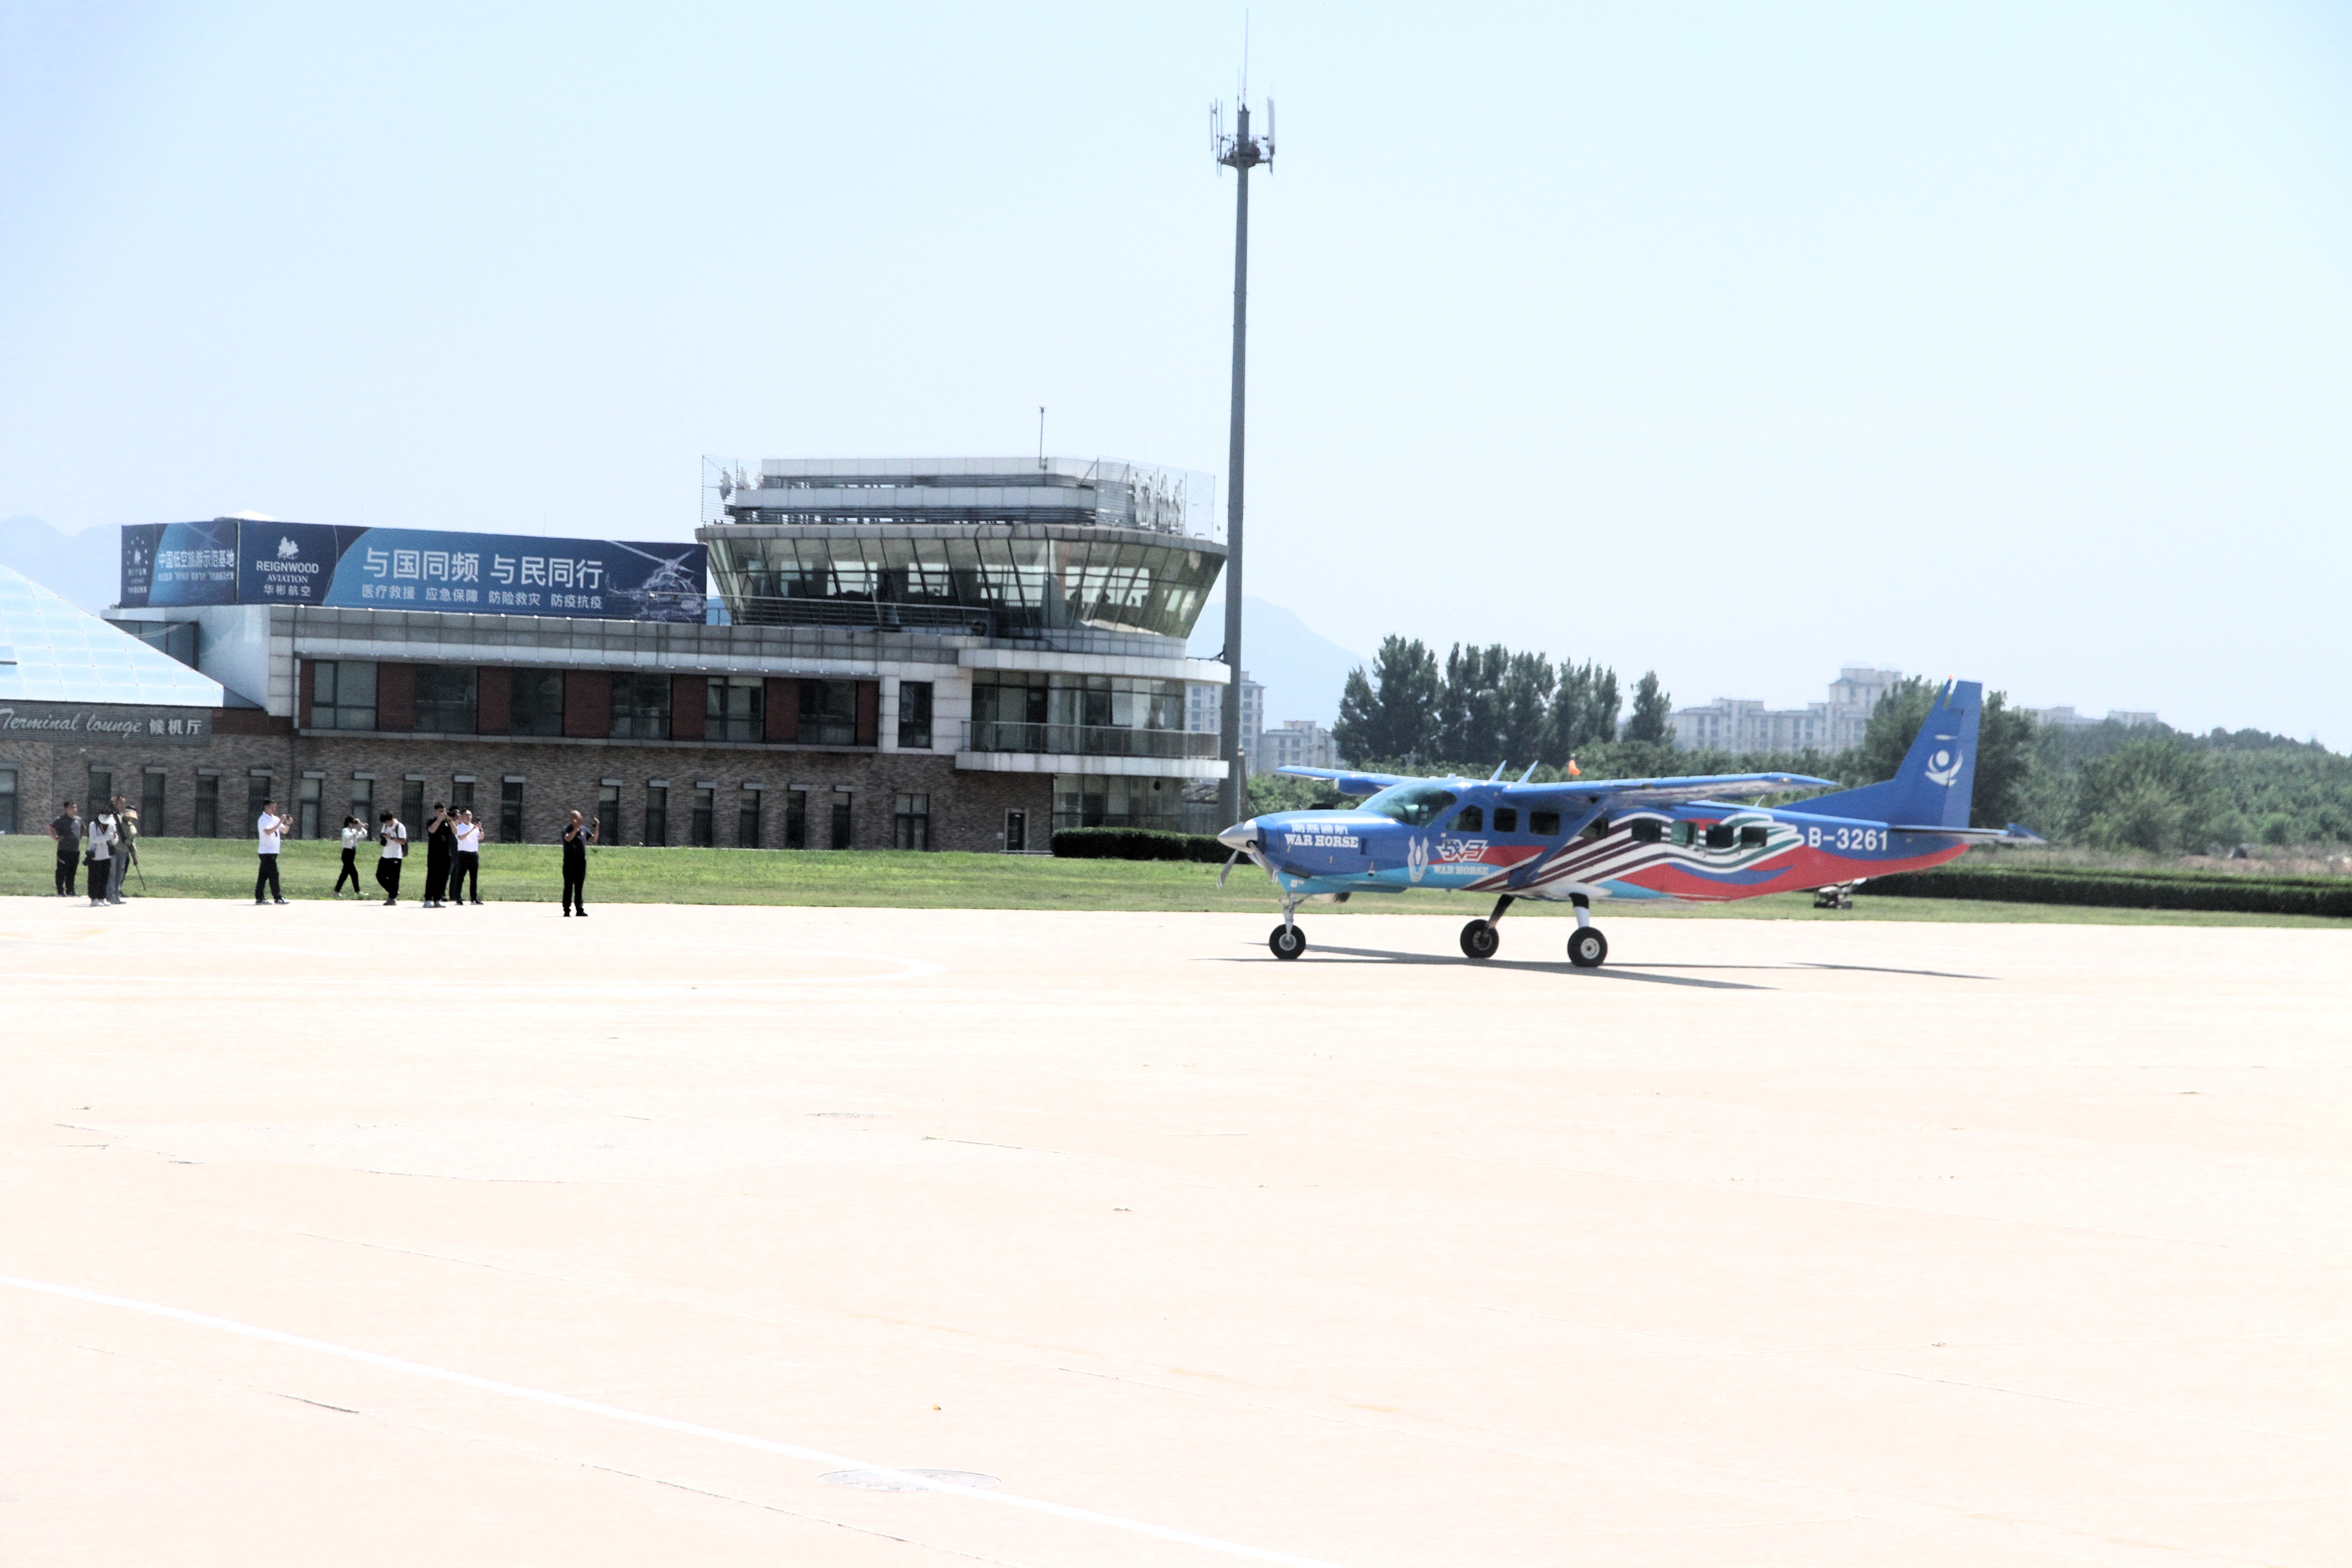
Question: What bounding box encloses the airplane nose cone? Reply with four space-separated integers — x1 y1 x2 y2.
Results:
1217 818 1258 852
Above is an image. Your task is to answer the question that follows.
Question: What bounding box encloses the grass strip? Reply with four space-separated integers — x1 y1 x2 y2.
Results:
3 836 2345 927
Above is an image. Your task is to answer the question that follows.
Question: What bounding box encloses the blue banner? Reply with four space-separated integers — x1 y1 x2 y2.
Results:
123 522 707 622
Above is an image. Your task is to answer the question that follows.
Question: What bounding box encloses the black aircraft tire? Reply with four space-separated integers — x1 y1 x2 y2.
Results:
1460 920 1499 960
1269 924 1307 960
1567 927 1608 969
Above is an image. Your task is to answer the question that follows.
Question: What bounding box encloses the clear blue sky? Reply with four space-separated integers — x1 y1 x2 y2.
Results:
4 2 2347 740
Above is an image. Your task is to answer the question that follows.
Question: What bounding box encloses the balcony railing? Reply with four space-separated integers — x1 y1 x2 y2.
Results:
961 720 1219 760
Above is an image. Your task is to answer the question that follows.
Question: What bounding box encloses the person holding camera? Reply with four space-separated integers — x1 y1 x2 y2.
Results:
375 809 408 905
83 810 117 908
254 798 290 905
333 815 365 896
560 808 598 916
49 798 81 897
421 802 456 908
450 809 483 904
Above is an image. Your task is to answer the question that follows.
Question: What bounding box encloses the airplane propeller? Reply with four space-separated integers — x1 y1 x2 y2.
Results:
1218 849 1239 887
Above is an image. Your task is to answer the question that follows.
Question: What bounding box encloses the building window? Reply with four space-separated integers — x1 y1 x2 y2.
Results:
312 661 378 730
893 792 930 850
688 785 715 846
784 787 807 849
829 789 853 849
402 778 425 832
598 783 621 844
298 776 322 840
142 771 167 838
706 677 763 743
0 767 15 835
415 665 478 734
1050 774 1180 833
511 669 564 737
194 776 220 838
611 672 671 740
799 680 858 746
500 779 523 843
349 777 374 828
737 789 761 848
897 681 934 749
247 774 273 835
451 779 474 815
88 767 114 814
644 784 668 846
1004 808 1028 853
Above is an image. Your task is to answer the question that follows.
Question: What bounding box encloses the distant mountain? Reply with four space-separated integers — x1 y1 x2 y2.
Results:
1189 597 1369 728
0 516 118 611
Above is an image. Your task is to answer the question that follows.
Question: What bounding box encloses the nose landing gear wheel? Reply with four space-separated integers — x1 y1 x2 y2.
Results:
1459 919 1499 960
1566 927 1608 968
1269 924 1307 960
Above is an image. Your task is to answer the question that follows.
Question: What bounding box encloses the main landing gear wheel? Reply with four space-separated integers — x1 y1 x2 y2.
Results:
1269 924 1308 960
1460 919 1500 960
1566 927 1609 968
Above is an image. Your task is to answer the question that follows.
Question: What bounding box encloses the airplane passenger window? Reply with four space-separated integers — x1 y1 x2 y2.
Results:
1451 805 1484 833
1529 810 1560 836
1671 822 1695 847
1740 824 1769 847
1492 808 1518 833
1705 823 1736 850
1630 819 1665 843
1360 782 1458 828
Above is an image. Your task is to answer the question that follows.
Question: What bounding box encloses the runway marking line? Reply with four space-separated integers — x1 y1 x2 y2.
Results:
0 1273 1348 1568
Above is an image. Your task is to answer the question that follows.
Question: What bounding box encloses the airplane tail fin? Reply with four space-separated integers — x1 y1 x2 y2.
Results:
1801 679 1982 829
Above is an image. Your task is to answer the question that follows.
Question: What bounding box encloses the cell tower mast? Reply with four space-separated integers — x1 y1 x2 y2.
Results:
1212 94 1273 825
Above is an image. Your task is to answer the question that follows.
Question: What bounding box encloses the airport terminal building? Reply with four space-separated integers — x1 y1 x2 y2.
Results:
1 457 1230 852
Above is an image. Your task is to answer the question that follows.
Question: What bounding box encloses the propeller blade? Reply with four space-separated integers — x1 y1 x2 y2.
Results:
1218 849 1239 888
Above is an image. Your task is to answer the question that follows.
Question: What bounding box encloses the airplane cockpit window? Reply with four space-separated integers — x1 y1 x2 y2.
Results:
1451 805 1485 833
1361 783 1458 828
1530 810 1561 836
1492 807 1519 833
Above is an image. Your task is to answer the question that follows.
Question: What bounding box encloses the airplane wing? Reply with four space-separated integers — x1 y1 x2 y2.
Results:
1496 771 1838 808
1275 765 1410 796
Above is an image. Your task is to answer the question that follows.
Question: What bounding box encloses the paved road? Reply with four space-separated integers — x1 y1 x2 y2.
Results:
2 897 2343 1566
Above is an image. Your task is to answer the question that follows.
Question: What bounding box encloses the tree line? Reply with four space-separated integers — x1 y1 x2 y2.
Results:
1332 637 1673 769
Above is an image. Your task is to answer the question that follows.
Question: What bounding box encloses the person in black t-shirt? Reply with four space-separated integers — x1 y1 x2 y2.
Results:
560 809 598 916
49 800 80 897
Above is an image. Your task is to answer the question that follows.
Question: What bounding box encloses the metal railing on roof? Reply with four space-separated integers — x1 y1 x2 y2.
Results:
961 720 1218 760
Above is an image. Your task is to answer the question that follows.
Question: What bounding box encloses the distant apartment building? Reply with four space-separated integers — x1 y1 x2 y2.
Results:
1256 718 1340 773
2026 706 2160 730
1186 671 1264 761
1670 667 1900 754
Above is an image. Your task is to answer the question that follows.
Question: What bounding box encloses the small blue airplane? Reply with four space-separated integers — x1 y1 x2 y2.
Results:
1217 678 2042 965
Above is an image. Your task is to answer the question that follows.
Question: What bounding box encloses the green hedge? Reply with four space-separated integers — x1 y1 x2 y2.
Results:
1864 867 2352 918
1051 828 1230 863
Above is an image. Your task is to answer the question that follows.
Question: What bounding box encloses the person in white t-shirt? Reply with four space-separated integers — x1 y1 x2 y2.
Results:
254 799 290 905
450 809 483 905
83 812 116 909
374 809 408 906
333 816 365 897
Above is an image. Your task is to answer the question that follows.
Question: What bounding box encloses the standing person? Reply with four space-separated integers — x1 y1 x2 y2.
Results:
375 808 407 905
110 794 140 898
450 809 482 905
560 808 597 916
421 803 456 908
254 798 289 905
49 799 80 897
83 811 116 908
333 815 365 896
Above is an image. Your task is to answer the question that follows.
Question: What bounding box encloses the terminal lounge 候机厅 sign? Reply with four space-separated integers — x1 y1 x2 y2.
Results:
120 520 709 623
0 703 213 745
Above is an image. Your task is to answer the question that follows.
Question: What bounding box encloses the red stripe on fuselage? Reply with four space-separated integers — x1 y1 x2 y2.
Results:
1613 843 1966 903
